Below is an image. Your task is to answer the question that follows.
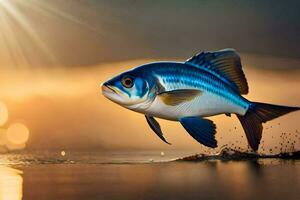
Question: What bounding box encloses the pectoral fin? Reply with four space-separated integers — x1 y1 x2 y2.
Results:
180 117 217 148
145 115 171 145
158 89 202 106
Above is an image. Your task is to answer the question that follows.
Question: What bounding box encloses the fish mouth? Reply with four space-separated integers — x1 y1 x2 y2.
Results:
101 83 126 105
101 84 116 94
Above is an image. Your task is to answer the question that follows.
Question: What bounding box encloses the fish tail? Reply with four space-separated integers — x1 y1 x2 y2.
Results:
237 102 300 151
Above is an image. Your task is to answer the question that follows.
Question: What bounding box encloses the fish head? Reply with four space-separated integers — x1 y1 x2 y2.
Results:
101 68 156 109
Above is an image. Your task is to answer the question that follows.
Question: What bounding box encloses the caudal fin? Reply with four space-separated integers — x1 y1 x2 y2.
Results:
237 102 300 151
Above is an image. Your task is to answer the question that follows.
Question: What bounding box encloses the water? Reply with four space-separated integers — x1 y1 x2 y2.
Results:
0 151 299 200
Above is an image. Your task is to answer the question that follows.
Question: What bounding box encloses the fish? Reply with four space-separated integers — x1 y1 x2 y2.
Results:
101 49 300 151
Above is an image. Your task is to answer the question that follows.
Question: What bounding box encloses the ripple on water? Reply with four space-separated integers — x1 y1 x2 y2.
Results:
0 148 299 166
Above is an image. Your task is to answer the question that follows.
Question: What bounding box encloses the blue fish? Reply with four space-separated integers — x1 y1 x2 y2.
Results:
101 49 299 151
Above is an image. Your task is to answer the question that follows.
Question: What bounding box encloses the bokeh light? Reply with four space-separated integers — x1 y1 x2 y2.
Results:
6 123 29 145
61 150 66 157
0 101 8 126
0 128 7 146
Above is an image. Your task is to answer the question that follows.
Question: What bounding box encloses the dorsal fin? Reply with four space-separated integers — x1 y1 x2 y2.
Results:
185 49 249 94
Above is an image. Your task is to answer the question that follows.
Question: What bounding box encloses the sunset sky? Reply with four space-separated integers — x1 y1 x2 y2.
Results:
0 0 300 67
0 0 299 153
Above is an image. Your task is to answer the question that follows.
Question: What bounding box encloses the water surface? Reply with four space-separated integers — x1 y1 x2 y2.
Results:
0 151 299 200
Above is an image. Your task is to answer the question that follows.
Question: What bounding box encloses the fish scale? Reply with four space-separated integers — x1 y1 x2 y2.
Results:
132 63 245 120
153 63 249 110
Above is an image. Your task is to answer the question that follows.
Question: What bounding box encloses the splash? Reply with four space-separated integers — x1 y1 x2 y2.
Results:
177 147 300 162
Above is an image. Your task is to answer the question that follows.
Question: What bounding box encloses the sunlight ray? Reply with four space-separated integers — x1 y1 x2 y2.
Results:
0 9 30 67
29 0 106 36
0 0 59 66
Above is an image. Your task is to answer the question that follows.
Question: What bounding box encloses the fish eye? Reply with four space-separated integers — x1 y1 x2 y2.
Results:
121 76 134 88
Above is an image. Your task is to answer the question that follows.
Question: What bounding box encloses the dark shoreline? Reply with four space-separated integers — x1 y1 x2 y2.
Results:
176 148 300 162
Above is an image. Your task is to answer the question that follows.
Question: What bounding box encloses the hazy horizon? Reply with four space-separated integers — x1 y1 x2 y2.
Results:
0 53 299 153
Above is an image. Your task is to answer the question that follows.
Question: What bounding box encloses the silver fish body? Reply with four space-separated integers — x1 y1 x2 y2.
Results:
126 62 249 121
102 49 299 151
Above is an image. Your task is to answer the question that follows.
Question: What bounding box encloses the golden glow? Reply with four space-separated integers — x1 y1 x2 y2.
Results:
6 123 29 145
0 58 299 152
0 0 58 65
0 128 7 146
0 0 102 68
0 102 30 151
0 166 23 200
0 0 59 67
0 102 8 126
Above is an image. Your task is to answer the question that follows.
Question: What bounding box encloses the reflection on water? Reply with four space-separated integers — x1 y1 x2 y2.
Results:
0 166 23 200
19 160 300 200
0 152 299 200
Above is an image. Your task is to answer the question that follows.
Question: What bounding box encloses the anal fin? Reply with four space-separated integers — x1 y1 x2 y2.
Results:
179 117 217 148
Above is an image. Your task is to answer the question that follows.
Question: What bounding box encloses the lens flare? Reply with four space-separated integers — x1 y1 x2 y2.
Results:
0 128 7 146
0 101 8 126
6 123 29 145
0 0 58 67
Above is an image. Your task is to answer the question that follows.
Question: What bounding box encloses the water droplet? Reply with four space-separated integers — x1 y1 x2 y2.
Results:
61 151 66 156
